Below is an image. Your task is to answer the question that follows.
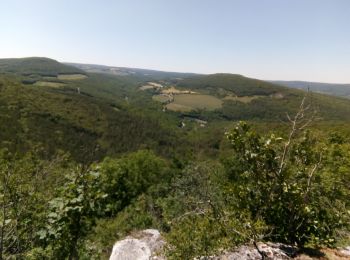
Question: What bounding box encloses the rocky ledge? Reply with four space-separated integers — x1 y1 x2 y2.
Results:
109 229 350 260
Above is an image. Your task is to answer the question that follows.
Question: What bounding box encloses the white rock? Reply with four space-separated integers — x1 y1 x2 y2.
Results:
213 242 294 260
339 246 350 257
109 229 165 260
109 230 349 260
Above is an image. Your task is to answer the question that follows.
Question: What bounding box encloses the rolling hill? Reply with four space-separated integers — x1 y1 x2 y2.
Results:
271 80 350 99
1 57 350 259
66 62 197 81
66 62 350 122
1 57 350 162
0 59 187 162
0 57 84 76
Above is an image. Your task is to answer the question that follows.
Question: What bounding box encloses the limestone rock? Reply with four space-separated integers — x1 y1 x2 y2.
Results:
339 246 350 257
214 242 295 260
109 229 165 260
109 229 350 260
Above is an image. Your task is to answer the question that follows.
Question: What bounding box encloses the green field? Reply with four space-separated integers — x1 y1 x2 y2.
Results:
166 94 223 111
166 102 193 112
223 95 263 103
33 81 67 87
57 74 87 80
152 94 172 103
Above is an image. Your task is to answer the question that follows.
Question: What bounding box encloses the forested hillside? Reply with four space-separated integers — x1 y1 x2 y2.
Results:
0 57 84 76
271 80 350 99
0 58 349 259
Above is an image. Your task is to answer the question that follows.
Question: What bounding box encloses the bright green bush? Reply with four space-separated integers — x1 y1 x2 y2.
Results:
38 150 167 259
98 150 166 214
224 122 350 247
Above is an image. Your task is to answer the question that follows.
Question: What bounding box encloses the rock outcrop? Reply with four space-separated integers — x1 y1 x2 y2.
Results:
215 242 295 260
109 229 165 260
109 229 350 260
340 246 350 257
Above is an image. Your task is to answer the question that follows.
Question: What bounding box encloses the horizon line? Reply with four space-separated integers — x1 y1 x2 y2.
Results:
1 55 349 85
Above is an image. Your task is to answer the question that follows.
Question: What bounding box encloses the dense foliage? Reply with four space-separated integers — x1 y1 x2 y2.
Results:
0 75 188 163
225 122 350 245
1 119 349 259
176 74 283 97
0 57 84 76
0 58 349 259
158 121 350 258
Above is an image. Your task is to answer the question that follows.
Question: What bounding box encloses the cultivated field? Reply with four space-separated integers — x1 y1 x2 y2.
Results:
166 103 193 112
33 81 67 88
57 74 87 80
152 94 173 103
223 95 263 103
166 94 222 112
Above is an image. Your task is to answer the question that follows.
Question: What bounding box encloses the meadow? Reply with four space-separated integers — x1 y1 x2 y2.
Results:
57 74 88 80
165 94 223 112
33 81 67 87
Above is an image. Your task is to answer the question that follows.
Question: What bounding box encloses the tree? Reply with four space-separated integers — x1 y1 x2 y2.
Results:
39 150 166 259
224 98 350 246
0 149 63 259
98 150 166 215
38 165 106 259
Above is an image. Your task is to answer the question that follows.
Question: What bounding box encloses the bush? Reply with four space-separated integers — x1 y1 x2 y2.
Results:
224 121 350 247
161 163 249 258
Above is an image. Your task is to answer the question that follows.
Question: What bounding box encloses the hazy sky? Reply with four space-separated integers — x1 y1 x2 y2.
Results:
1 0 349 83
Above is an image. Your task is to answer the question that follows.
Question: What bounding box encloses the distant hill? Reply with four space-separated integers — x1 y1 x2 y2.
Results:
3 57 350 123
2 57 350 163
66 62 196 81
0 57 84 76
270 80 350 99
171 74 350 122
177 74 286 96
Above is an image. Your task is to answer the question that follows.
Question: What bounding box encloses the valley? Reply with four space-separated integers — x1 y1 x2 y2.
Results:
2 2 349 259
0 57 349 259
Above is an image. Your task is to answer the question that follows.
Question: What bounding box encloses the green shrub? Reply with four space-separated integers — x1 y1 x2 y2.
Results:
224 122 350 247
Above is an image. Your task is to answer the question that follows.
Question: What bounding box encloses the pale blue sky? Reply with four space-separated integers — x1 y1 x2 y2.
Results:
1 0 349 83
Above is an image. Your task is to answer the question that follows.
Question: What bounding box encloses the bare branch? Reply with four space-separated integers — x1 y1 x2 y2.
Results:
304 153 323 202
277 94 317 176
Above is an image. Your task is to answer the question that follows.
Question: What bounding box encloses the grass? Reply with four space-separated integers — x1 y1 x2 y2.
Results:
33 81 66 88
223 95 263 103
166 103 193 112
166 94 222 112
152 94 172 103
57 74 88 80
